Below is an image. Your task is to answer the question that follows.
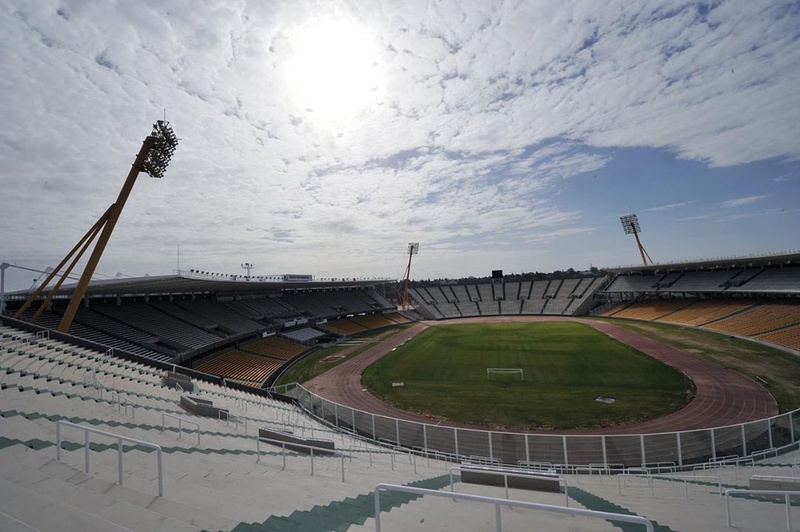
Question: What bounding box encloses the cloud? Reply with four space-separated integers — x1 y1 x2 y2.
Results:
645 201 696 212
0 1 798 288
714 207 800 223
719 195 768 209
772 173 797 183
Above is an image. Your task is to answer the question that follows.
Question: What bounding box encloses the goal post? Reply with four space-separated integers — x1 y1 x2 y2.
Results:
486 368 524 381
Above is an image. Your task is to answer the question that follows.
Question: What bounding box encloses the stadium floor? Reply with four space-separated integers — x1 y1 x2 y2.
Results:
304 317 778 435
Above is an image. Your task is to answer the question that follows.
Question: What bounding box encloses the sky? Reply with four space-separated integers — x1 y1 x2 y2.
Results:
1 0 799 292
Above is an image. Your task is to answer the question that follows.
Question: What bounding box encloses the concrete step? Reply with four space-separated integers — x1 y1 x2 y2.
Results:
0 452 200 531
0 509 39 532
0 444 237 531
0 477 132 532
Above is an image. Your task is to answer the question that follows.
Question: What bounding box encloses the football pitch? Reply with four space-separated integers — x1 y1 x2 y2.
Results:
361 321 691 430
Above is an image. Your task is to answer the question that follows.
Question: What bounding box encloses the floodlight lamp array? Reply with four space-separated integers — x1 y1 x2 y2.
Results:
143 120 178 178
408 242 419 254
620 214 641 235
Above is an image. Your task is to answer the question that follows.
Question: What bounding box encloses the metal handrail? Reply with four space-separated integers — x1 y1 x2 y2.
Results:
289 382 800 471
218 410 247 432
110 390 135 418
448 466 569 506
55 420 164 497
648 474 723 499
725 488 799 531
373 483 654 532
161 412 200 445
255 435 346 482
749 474 800 482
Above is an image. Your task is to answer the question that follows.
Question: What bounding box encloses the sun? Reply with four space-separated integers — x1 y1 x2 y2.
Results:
286 20 382 123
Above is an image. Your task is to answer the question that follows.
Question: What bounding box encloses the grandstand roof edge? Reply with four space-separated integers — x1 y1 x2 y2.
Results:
603 251 800 274
3 273 397 299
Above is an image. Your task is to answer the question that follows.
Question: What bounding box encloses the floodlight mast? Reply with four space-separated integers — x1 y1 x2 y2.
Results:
241 262 254 278
13 121 178 333
401 243 419 311
619 214 654 266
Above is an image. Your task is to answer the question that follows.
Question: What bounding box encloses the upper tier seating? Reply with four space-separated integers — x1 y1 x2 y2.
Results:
237 297 299 317
280 292 339 317
727 267 800 293
150 300 222 331
665 270 739 292
605 275 659 293
408 277 605 319
173 299 264 335
93 303 222 352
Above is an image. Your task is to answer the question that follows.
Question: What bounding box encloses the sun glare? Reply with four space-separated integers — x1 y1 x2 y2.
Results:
286 20 381 123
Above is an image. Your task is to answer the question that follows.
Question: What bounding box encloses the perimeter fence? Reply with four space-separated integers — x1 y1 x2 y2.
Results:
273 383 800 470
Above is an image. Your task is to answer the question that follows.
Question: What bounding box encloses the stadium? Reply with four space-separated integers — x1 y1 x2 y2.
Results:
3 2 800 531
2 239 800 530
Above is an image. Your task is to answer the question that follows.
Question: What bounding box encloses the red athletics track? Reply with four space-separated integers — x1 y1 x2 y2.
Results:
304 316 778 435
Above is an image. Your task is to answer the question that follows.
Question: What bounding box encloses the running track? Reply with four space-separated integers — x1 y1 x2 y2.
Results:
305 317 778 435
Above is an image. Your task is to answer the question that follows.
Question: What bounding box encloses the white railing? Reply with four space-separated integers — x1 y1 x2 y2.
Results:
586 462 626 475
285 382 800 470
618 471 723 500
372 483 654 532
255 435 346 482
347 445 420 472
218 410 247 432
724 488 799 531
651 474 723 499
55 420 164 497
448 466 569 506
161 412 200 445
750 474 800 483
110 390 135 418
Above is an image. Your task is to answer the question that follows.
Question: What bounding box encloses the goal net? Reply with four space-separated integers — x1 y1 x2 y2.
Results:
486 368 524 381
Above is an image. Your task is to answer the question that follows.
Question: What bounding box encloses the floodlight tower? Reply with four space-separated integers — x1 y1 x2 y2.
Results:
620 214 654 266
401 242 419 311
13 121 178 332
241 262 254 278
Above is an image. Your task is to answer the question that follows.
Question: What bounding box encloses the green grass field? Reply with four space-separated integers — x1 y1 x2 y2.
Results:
361 321 691 430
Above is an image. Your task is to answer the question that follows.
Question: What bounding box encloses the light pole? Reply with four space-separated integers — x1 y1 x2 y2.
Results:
401 243 419 311
620 214 654 266
241 262 254 278
13 121 178 332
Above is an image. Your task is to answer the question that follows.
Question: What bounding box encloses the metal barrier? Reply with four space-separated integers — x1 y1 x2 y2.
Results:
724 488 799 531
110 390 135 418
255 435 346 482
55 420 164 497
218 410 247 432
284 383 800 470
617 471 655 498
651 474 723 499
161 412 200 445
373 483 654 532
448 466 569 506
